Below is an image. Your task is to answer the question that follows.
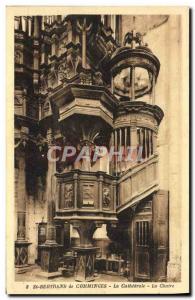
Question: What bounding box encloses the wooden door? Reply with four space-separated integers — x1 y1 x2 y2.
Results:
134 218 152 281
152 190 169 281
132 191 169 281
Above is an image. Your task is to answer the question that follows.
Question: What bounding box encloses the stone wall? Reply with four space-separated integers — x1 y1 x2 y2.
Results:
120 15 183 281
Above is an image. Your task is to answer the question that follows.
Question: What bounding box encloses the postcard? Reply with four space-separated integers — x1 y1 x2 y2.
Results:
6 6 189 294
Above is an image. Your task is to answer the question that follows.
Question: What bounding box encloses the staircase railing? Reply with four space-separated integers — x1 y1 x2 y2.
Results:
117 154 159 214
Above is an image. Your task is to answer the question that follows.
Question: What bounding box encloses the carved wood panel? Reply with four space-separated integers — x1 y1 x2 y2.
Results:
80 182 98 208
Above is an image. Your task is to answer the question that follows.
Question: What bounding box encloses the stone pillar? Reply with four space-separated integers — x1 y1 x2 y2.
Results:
166 16 182 282
38 129 62 279
15 154 31 273
27 195 37 265
72 220 103 281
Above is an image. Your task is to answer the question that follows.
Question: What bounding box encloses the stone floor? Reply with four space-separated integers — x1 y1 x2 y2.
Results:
15 265 128 282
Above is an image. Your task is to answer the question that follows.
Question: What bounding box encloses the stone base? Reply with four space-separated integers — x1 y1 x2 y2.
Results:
36 271 62 279
167 260 181 282
73 247 99 282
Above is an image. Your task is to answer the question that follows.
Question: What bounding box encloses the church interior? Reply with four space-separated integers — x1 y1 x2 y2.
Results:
14 13 182 282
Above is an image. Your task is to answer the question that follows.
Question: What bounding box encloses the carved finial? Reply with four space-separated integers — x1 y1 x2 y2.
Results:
77 17 92 33
123 31 144 48
76 17 92 69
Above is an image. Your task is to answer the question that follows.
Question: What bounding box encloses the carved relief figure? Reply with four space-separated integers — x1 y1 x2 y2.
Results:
58 60 71 80
64 184 73 208
103 187 111 208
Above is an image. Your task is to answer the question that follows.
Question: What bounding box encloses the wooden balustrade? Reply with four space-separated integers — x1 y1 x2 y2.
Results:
117 154 159 213
112 126 155 175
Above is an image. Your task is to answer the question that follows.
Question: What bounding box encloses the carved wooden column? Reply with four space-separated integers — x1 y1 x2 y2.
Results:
39 129 62 279
144 128 148 158
82 25 87 68
118 128 122 173
149 130 152 157
72 220 103 281
130 124 138 164
109 131 114 174
153 131 158 154
77 18 92 69
15 152 31 273
130 124 137 148
112 179 117 209
98 173 103 211
73 172 78 210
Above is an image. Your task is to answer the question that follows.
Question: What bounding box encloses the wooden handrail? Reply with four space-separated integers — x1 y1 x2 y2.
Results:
117 154 159 213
